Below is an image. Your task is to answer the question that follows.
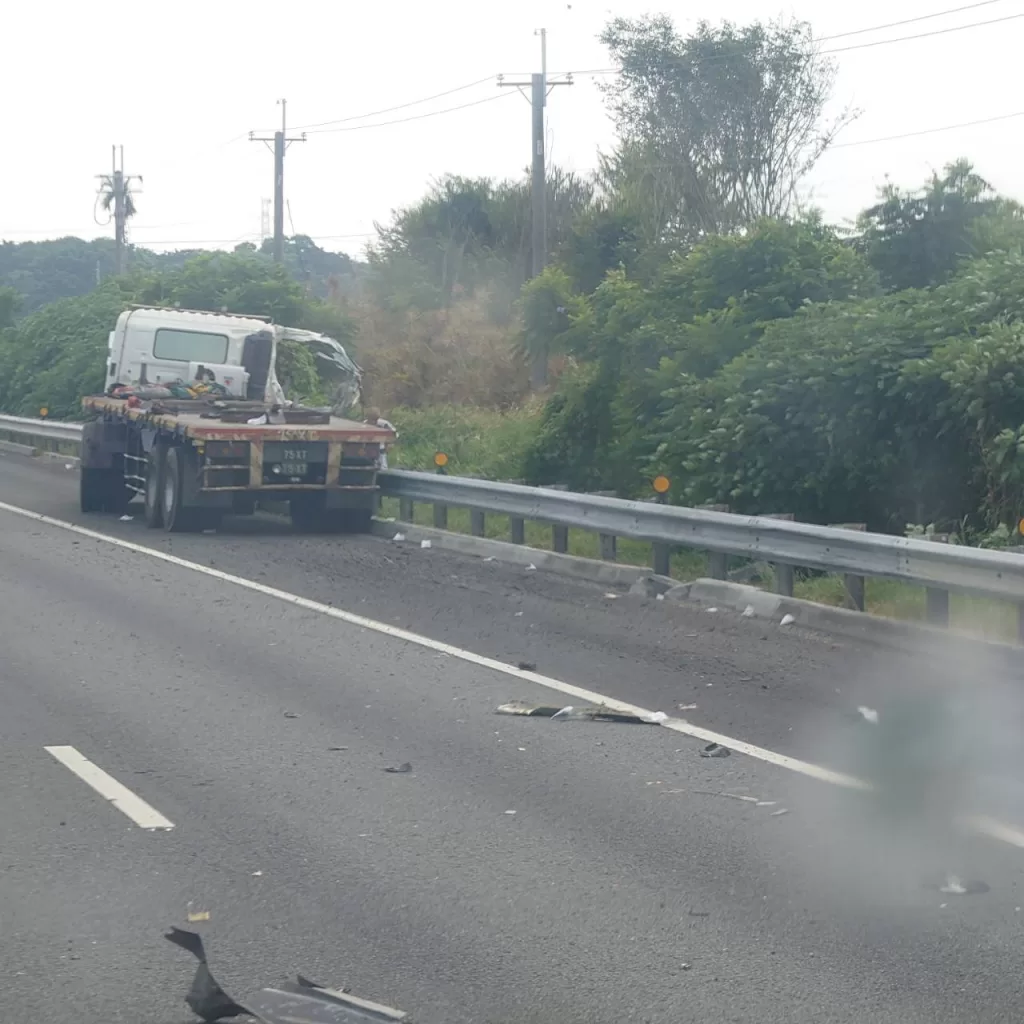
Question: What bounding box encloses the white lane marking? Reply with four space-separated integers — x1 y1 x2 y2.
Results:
44 745 175 831
7 501 1021 846
3 499 859 788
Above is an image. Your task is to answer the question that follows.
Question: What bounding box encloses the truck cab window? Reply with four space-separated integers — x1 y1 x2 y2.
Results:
153 328 229 364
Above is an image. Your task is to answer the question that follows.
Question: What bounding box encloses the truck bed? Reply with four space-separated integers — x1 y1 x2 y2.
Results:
83 396 393 444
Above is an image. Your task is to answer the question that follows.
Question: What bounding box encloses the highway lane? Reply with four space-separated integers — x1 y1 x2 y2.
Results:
5 450 1014 783
3 463 1024 1022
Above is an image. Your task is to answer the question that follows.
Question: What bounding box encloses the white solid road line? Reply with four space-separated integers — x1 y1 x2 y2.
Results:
2 499 861 789
44 745 175 831
10 500 1024 848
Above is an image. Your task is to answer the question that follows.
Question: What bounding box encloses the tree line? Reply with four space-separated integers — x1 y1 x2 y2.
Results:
4 13 1024 537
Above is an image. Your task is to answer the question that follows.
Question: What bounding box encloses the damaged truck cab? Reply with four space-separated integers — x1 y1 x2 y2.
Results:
80 306 394 534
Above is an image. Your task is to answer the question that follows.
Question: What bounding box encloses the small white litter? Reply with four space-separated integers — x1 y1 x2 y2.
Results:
119 515 133 522
515 611 524 617
780 614 795 626
742 605 755 618
642 711 668 724
604 592 618 600
770 808 790 817
484 556 496 562
526 563 537 572
504 809 517 816
64 463 74 470
393 533 406 542
678 703 698 712
420 539 432 549
706 607 719 614
857 706 879 724
656 593 665 601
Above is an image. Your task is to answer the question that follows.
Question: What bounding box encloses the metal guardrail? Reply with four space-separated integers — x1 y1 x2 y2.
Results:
0 413 85 445
3 414 1024 632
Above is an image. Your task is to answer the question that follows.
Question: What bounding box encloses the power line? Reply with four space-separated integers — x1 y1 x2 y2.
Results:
831 109 1024 147
560 6 1024 77
304 91 516 134
292 76 498 131
817 1 1006 42
823 11 1024 53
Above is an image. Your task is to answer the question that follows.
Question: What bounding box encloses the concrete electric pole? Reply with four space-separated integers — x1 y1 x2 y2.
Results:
249 100 307 262
499 29 572 387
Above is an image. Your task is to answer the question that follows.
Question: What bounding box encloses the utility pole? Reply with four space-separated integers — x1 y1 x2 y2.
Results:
250 100 306 263
499 29 572 387
97 146 142 277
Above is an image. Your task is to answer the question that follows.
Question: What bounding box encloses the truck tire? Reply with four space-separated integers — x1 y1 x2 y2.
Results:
79 468 106 513
144 445 167 528
162 447 202 533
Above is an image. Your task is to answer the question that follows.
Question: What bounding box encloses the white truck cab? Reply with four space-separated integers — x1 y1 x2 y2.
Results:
105 306 284 403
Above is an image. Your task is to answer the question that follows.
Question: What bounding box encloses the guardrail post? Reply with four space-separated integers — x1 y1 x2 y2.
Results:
470 509 486 537
552 524 569 554
652 543 671 576
510 517 525 544
829 523 868 611
926 587 950 627
1017 604 1024 645
433 503 448 530
708 552 728 579
599 533 617 561
773 563 795 597
399 497 414 522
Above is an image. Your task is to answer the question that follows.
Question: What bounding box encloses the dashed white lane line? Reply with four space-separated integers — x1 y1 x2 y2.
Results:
44 745 174 831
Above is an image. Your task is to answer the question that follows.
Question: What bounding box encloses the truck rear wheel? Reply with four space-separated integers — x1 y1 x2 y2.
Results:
340 508 373 534
290 493 329 533
162 447 203 533
144 446 167 528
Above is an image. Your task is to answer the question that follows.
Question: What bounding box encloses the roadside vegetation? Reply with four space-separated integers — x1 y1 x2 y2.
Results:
5 12 1024 639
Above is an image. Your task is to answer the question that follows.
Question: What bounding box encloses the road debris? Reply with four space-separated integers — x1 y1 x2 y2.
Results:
283 711 300 719
252 871 263 877
604 592 618 600
706 607 718 614
770 808 789 817
505 809 517 815
928 874 990 896
496 700 666 724
420 539 432 549
516 661 537 671
118 514 133 522
392 533 405 542
328 746 348 752
742 605 755 617
678 703 698 712
700 743 731 758
857 706 880 724
65 463 74 470
526 563 537 571
166 926 407 1023
384 762 412 774
186 909 211 923
484 556 496 562
780 614 795 626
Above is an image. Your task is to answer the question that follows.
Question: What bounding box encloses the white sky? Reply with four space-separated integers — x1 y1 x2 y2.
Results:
4 0 1023 257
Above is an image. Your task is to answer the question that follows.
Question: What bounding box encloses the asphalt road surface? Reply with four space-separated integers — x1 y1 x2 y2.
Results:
3 451 1024 1024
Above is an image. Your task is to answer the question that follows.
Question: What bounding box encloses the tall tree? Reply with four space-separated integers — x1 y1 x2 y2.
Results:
857 159 1010 292
599 16 851 248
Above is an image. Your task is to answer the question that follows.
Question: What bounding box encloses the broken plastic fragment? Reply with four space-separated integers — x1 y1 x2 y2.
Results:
700 743 731 758
497 701 664 724
166 926 408 1023
526 563 537 571
119 514 133 522
742 605 755 617
186 910 211 923
857 705 879 724
678 703 698 712
780 614 795 626
420 539 432 549
392 533 405 542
